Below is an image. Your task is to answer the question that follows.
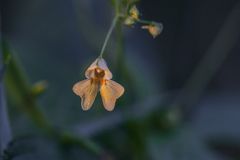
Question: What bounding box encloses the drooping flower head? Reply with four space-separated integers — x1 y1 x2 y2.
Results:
73 58 124 111
142 22 163 38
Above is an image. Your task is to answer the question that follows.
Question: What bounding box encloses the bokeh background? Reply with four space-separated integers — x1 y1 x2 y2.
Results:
1 0 240 159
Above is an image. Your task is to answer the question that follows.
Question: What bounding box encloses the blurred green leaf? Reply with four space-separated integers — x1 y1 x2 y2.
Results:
2 43 105 158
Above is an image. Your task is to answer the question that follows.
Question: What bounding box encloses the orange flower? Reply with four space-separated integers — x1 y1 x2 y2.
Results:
142 23 163 38
73 58 124 111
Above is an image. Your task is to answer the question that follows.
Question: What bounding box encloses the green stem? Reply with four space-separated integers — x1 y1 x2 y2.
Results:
99 15 119 58
2 43 103 157
137 19 154 25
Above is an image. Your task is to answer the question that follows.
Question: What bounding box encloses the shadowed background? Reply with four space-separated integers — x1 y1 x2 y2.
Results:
1 0 240 159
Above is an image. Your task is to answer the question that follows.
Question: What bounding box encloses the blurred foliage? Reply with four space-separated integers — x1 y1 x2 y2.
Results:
2 42 104 159
1 0 240 160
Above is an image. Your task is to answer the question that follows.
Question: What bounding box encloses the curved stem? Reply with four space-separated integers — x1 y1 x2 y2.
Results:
99 15 119 58
136 19 153 24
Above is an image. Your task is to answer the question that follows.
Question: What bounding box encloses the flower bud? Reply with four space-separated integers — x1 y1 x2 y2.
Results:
142 22 163 38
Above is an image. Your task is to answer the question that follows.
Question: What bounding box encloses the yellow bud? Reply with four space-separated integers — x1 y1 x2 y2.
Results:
142 23 163 38
31 80 48 96
129 5 139 20
124 5 140 26
124 17 135 26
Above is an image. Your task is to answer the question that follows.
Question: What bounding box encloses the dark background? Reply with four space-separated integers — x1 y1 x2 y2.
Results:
1 0 240 159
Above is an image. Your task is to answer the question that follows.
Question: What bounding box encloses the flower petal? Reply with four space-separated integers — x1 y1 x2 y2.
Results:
85 58 112 79
100 80 124 111
85 59 98 79
72 79 99 110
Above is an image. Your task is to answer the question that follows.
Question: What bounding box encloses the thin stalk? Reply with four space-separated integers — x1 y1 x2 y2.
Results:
99 15 119 58
137 19 163 28
136 19 154 25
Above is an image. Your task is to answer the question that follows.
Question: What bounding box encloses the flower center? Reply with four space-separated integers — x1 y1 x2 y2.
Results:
94 68 105 78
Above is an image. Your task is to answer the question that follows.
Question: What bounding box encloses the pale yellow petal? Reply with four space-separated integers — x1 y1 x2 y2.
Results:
72 79 99 110
97 58 112 79
85 59 98 79
85 58 112 79
100 80 124 111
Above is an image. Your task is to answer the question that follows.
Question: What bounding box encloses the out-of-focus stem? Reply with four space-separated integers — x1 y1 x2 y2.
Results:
0 12 12 155
171 1 240 117
0 77 12 156
2 43 103 156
